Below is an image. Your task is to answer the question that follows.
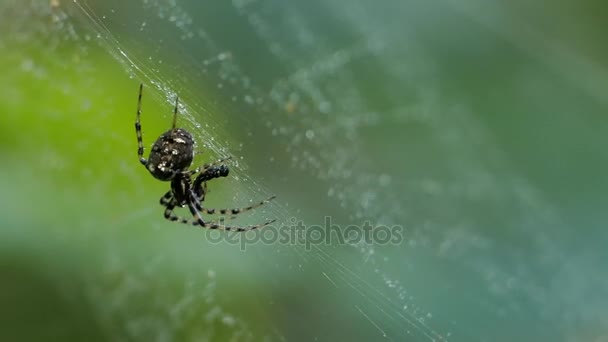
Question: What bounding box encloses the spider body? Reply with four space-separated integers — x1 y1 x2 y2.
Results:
170 165 229 207
146 128 195 181
135 83 275 231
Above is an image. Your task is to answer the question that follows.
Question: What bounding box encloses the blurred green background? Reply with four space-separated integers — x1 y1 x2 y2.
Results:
1 0 607 341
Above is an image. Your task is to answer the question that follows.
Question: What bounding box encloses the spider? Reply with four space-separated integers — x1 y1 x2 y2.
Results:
135 83 276 231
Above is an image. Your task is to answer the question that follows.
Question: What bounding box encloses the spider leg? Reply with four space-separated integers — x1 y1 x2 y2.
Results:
160 183 211 211
191 165 230 198
162 185 274 231
135 83 147 166
194 195 277 217
159 190 172 206
199 181 208 202
163 198 192 224
162 195 237 221
192 180 211 207
188 203 276 232
187 195 277 231
172 95 179 129
183 156 232 177
196 182 241 221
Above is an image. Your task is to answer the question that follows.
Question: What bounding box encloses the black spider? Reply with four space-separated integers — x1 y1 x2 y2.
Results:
135 83 276 231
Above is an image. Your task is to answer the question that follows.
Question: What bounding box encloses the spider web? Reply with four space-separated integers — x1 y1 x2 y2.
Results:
20 0 608 341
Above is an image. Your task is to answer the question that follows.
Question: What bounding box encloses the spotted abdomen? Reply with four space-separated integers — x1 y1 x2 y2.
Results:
147 128 195 181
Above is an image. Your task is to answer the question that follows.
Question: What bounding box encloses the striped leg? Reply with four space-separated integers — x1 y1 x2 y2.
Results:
187 197 277 231
163 198 192 225
163 192 276 231
194 165 229 186
135 83 147 166
171 94 179 129
199 181 208 202
159 190 173 206
162 183 210 208
194 195 277 217
183 156 232 177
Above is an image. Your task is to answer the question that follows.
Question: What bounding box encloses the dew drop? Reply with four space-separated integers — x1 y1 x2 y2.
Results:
305 129 315 140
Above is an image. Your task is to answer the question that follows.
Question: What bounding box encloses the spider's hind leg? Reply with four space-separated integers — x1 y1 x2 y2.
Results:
187 198 277 232
189 191 277 231
194 195 277 217
163 195 276 231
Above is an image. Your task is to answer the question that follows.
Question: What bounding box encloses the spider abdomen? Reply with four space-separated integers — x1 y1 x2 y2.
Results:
147 128 195 181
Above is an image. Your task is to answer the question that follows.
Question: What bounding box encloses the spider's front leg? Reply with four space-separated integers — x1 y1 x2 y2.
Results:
135 83 148 166
192 165 229 198
199 181 211 203
183 156 232 177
